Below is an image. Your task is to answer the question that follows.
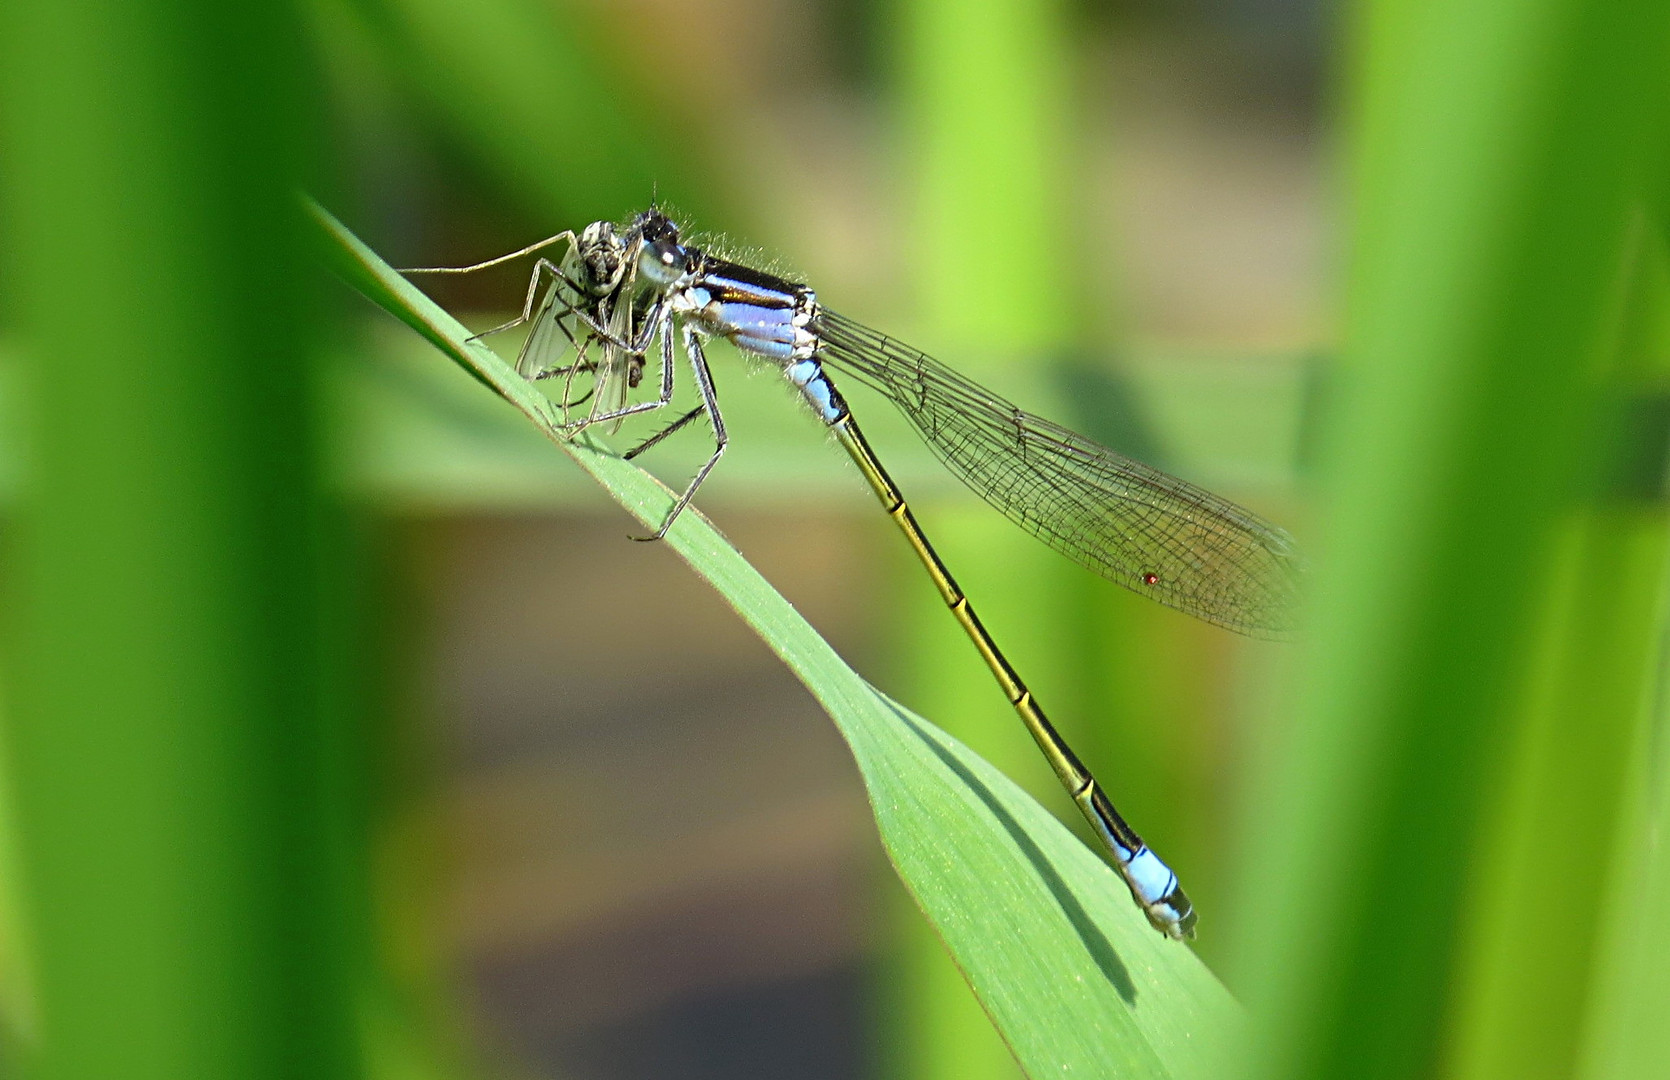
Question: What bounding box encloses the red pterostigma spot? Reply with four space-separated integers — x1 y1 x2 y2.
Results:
1141 573 1159 586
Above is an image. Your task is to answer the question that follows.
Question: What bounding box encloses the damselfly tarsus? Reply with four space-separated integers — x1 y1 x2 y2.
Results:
405 210 1303 939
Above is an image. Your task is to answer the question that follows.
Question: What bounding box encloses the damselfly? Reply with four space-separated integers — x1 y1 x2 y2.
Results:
405 209 1303 939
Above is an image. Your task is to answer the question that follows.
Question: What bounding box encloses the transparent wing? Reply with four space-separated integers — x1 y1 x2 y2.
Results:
590 291 637 434
516 276 580 381
816 310 1303 637
515 272 645 427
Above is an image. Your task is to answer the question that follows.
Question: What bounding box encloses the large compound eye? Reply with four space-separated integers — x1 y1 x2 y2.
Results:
639 239 688 283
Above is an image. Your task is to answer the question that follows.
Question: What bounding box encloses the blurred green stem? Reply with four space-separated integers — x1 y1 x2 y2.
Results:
1231 1 1670 1079
1443 222 1670 1080
0 4 363 1079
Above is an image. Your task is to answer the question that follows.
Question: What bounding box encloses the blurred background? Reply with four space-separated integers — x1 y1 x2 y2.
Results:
3 0 1667 1079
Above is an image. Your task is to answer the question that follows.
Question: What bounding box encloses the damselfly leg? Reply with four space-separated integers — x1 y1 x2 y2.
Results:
400 228 727 533
627 325 727 542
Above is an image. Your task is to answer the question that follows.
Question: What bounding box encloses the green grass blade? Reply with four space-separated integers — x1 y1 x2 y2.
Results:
308 201 1243 1079
1228 2 1670 1079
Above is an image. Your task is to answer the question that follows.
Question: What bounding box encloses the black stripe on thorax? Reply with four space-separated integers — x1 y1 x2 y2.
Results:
695 254 808 309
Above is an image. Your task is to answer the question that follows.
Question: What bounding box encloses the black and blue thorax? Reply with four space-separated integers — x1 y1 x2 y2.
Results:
669 252 847 425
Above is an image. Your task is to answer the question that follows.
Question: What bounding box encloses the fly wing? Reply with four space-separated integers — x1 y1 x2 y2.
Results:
516 277 580 381
589 290 639 434
816 310 1303 638
516 273 646 429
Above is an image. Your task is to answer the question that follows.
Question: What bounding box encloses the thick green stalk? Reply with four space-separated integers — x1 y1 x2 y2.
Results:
0 4 361 1079
1230 2 1670 1080
1444 227 1670 1080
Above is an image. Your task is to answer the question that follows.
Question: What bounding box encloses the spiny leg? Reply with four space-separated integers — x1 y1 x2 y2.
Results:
655 308 677 401
555 307 679 433
552 358 596 412
624 406 704 460
518 357 599 411
631 328 727 542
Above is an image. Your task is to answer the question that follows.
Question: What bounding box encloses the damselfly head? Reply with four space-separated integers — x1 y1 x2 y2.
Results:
575 220 626 296
632 208 681 245
631 209 694 287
